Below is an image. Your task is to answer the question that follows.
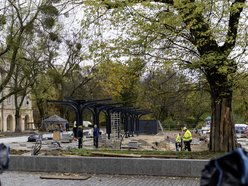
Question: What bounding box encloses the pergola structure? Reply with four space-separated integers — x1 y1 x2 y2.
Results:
47 98 111 127
111 107 152 138
48 98 152 146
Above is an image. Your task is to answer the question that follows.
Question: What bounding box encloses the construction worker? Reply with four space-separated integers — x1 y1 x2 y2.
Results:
175 133 182 151
183 127 192 151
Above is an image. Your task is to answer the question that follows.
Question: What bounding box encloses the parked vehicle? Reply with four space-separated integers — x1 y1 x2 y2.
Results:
27 134 41 142
235 124 248 133
201 126 210 134
73 121 93 128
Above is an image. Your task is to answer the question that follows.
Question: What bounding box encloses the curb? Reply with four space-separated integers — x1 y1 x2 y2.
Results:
9 155 208 177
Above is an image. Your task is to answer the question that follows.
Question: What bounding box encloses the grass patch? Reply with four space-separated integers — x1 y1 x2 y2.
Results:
66 148 225 159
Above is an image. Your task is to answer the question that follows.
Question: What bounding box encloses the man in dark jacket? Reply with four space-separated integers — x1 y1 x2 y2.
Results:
77 126 83 148
93 125 99 148
73 123 77 139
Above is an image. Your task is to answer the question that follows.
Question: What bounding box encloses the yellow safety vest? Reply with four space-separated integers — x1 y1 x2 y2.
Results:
183 129 192 142
176 134 181 143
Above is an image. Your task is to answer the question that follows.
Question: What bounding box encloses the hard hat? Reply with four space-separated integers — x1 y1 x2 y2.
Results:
183 127 187 131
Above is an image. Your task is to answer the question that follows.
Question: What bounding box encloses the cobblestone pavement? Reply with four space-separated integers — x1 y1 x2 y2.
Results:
0 171 200 186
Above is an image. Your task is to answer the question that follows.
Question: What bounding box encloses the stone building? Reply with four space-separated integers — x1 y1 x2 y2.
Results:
0 90 34 132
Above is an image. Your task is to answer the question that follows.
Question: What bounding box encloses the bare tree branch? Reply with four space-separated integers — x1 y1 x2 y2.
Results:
221 0 246 53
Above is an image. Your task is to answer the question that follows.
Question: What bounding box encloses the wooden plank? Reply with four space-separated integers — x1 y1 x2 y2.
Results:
40 175 91 180
91 152 141 158
141 154 178 158
121 146 138 150
90 152 177 158
53 131 61 141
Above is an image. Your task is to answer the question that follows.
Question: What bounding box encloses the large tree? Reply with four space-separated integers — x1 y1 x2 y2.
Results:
140 64 210 128
0 0 67 130
233 72 248 123
86 0 247 152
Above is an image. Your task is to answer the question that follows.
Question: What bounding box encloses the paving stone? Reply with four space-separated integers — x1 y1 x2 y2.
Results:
0 171 200 186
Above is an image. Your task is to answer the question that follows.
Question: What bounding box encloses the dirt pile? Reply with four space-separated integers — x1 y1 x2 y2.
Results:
6 131 209 155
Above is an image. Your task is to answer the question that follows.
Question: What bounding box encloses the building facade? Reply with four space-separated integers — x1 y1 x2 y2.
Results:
0 92 34 132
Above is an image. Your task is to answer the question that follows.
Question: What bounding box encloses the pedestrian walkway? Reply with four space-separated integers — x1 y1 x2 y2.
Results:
0 171 200 186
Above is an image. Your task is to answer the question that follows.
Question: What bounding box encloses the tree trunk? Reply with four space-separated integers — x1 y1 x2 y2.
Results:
15 110 21 132
208 75 236 152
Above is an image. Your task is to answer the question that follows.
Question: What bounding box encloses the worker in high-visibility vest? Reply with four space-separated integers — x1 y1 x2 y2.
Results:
183 127 192 151
175 133 182 151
